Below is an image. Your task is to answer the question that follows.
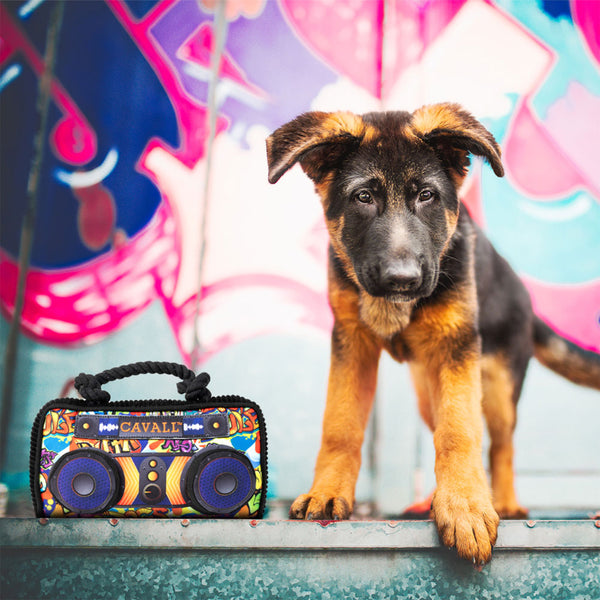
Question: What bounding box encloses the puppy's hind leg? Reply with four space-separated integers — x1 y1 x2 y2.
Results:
399 363 436 516
410 362 435 433
481 354 528 519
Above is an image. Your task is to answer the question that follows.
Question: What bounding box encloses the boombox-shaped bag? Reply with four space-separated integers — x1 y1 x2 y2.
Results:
30 362 267 519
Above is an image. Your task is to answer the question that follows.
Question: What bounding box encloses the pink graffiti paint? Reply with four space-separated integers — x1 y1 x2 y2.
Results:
572 0 600 66
504 98 598 199
523 276 600 353
1 0 332 363
2 0 597 364
543 82 600 200
279 0 467 99
279 0 384 97
164 275 332 364
0 202 179 345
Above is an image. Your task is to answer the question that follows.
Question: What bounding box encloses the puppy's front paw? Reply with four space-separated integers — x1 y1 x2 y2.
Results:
289 492 351 521
432 487 499 564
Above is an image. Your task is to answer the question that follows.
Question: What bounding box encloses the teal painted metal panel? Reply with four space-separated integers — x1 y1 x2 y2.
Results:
1 519 599 600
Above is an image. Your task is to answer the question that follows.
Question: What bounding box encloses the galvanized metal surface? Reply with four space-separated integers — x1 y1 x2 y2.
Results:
2 517 600 550
1 518 599 600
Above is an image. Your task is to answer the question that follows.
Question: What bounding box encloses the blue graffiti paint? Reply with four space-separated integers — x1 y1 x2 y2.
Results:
481 170 600 284
0 1 178 269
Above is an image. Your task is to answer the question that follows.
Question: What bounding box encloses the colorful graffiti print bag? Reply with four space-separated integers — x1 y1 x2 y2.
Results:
30 362 268 519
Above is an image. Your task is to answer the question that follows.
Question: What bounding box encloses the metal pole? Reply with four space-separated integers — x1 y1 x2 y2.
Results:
190 0 229 370
0 0 65 478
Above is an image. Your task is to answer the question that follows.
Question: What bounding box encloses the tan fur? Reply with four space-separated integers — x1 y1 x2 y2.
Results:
290 277 382 519
314 173 335 198
409 102 504 179
409 362 435 430
440 208 462 256
412 349 527 521
535 336 600 390
305 168 497 562
324 111 375 140
359 295 414 339
268 104 600 564
269 105 514 564
411 103 465 137
406 301 498 562
447 149 471 188
266 111 377 185
481 355 527 518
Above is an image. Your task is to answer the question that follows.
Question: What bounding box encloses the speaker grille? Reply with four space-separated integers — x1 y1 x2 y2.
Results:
187 449 255 515
50 450 121 514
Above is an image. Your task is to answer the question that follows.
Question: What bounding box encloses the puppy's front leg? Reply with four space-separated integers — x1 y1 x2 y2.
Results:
290 318 381 520
425 352 499 564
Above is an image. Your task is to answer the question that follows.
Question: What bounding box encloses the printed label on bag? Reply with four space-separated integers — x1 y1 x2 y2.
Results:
74 414 229 439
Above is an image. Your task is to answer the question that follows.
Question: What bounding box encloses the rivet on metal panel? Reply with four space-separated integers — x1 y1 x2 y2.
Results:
181 519 190 527
249 520 258 527
109 518 119 527
38 518 49 526
526 520 536 528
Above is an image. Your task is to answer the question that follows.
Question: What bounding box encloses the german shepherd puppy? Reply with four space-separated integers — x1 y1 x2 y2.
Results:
266 103 600 564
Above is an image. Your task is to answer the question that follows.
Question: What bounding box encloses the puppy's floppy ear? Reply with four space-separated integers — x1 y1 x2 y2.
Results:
411 103 504 181
266 111 366 184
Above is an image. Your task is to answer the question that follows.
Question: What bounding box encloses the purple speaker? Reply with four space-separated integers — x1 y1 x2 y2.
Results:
49 449 122 514
184 449 256 515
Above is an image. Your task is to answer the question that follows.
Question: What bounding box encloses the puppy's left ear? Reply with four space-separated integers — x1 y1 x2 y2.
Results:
411 103 504 182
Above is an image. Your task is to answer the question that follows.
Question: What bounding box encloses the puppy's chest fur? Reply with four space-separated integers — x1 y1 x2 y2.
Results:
357 293 419 364
330 251 417 361
359 293 414 339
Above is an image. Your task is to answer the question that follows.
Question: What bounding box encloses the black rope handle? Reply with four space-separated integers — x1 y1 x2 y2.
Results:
73 361 211 405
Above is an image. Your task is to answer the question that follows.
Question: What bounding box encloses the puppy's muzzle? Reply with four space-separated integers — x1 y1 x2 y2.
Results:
362 257 424 298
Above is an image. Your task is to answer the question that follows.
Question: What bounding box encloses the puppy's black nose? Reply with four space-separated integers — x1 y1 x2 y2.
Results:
379 260 422 292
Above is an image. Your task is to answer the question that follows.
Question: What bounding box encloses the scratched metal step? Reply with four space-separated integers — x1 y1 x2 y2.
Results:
1 518 599 600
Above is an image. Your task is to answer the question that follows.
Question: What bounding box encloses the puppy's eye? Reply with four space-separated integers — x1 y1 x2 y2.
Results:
418 189 434 203
356 190 373 204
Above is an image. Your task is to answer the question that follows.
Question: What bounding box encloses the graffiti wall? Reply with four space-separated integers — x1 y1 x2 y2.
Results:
1 0 599 512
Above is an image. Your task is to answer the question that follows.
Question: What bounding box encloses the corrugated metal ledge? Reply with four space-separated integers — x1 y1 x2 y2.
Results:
1 518 599 600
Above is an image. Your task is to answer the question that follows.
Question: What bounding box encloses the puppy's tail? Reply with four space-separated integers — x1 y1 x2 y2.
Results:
533 317 600 390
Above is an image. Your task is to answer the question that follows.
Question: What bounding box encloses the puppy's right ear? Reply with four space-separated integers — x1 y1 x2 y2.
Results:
266 111 366 184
